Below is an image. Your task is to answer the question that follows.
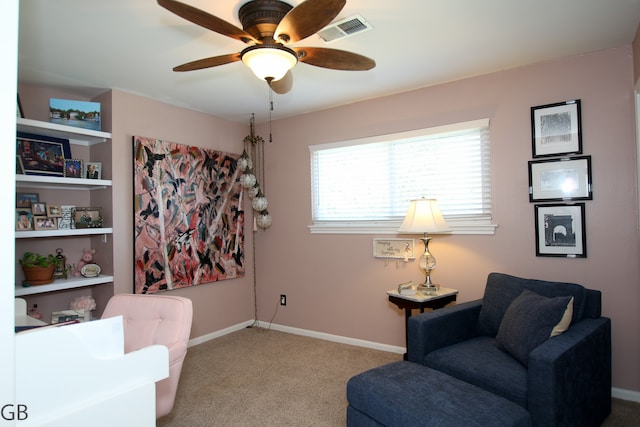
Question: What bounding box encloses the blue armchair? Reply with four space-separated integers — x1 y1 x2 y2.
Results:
407 272 611 427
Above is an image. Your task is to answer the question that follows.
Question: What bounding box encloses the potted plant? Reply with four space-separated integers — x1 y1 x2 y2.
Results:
20 251 61 285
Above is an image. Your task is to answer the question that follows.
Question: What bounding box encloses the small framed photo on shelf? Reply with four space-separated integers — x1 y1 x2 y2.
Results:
64 159 83 178
49 98 101 131
74 207 103 228
531 99 582 158
16 192 38 208
528 156 592 202
57 205 75 230
31 202 47 216
47 205 62 217
16 208 33 231
534 203 586 258
84 162 102 179
34 217 58 231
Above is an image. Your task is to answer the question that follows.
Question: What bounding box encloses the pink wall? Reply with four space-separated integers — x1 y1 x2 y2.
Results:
634 24 640 87
256 46 640 392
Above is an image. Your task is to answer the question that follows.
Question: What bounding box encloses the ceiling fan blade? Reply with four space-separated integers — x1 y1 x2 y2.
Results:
157 0 257 44
293 47 375 71
173 53 241 72
269 71 293 94
275 0 346 44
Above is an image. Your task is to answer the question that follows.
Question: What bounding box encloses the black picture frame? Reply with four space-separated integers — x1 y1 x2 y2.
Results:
528 155 592 202
17 131 72 177
534 203 586 258
531 99 582 158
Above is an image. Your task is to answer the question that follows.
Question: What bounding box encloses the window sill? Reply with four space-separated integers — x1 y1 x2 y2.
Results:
308 219 497 235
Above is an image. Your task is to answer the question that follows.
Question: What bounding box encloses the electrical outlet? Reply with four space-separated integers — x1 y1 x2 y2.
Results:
280 294 287 306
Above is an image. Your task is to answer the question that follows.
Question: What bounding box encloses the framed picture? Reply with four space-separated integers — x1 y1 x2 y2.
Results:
73 207 103 228
16 208 33 231
31 202 47 216
373 238 415 259
84 162 102 179
133 135 244 294
64 159 83 178
531 100 582 158
534 203 586 258
17 131 71 177
528 156 592 202
57 205 75 229
49 98 101 131
47 205 62 217
16 192 39 208
34 217 58 231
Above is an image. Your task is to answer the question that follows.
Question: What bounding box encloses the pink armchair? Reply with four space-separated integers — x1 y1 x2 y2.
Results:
102 294 193 418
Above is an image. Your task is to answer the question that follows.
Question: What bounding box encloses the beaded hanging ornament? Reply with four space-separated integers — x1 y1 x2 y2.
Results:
240 114 272 229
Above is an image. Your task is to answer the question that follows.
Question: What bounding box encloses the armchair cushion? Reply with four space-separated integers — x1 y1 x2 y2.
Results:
102 294 193 418
477 272 587 337
494 290 573 366
425 336 529 407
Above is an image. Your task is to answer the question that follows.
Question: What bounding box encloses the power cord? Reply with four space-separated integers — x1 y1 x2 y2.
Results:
263 295 281 331
248 226 259 328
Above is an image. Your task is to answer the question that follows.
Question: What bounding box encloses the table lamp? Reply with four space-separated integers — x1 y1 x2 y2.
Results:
398 198 450 294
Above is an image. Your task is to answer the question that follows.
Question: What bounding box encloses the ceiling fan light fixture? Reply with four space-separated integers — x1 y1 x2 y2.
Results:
241 45 297 82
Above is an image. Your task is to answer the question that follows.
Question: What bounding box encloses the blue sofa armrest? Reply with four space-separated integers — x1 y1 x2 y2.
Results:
528 317 611 427
407 300 482 364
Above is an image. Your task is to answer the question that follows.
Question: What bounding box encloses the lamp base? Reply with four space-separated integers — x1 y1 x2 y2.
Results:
418 267 438 295
417 284 439 296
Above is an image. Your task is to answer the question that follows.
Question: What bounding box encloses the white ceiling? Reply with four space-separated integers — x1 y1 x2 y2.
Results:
18 0 640 124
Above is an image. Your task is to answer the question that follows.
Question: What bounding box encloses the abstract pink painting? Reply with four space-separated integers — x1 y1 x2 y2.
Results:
133 136 244 294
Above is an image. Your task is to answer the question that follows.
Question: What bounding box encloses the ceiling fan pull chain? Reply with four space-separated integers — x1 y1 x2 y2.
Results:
269 85 274 143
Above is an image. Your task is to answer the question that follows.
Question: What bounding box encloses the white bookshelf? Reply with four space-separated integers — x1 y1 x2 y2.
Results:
15 117 115 316
15 274 115 296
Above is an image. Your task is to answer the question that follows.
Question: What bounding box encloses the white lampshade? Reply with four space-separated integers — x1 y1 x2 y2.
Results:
398 198 450 234
241 45 297 82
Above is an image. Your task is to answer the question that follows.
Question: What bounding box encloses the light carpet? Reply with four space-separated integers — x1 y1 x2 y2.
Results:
158 327 639 426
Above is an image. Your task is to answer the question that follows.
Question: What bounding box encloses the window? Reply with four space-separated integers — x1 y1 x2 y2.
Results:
309 119 496 234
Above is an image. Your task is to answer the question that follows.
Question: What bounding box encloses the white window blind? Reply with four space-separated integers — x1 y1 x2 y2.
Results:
309 119 495 234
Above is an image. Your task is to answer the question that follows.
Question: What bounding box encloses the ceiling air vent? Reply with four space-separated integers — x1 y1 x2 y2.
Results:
317 14 373 43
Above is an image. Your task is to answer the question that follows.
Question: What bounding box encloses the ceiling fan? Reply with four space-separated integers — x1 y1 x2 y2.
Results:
157 0 375 94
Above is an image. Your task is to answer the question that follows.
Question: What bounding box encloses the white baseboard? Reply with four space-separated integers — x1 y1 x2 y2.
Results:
612 387 640 403
255 321 406 355
188 320 640 401
187 319 254 347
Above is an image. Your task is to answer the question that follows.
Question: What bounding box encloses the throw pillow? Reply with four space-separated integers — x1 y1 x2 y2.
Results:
551 297 573 337
495 289 573 366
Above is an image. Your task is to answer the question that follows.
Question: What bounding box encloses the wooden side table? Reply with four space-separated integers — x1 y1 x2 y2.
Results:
387 287 458 359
